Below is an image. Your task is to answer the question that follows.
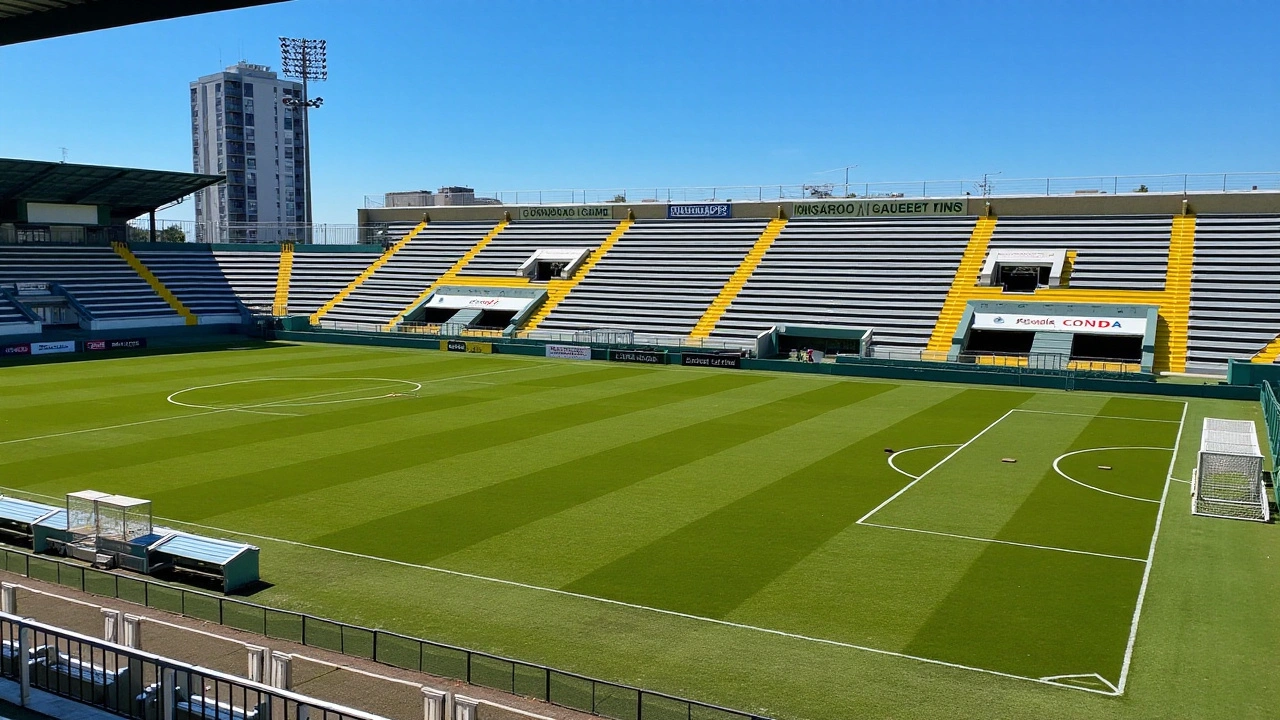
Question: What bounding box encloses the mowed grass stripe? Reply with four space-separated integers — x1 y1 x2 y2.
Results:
565 389 1034 619
315 380 892 562
216 375 842 541
0 359 616 478
436 384 967 590
150 373 766 520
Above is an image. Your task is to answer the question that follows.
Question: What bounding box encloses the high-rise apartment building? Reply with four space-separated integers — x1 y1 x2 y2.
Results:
190 62 307 242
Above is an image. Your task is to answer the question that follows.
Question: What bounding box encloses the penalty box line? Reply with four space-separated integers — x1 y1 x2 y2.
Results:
0 483 1122 696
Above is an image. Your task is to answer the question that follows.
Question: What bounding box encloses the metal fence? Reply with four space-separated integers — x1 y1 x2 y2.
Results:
865 347 1142 375
364 172 1280 208
126 219 384 246
1262 381 1280 474
0 548 772 720
313 321 755 352
0 609 385 720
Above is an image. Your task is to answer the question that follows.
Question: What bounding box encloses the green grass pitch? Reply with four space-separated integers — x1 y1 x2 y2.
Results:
0 342 1276 719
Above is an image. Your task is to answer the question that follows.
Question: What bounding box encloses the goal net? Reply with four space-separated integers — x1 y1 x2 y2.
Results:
1192 418 1269 522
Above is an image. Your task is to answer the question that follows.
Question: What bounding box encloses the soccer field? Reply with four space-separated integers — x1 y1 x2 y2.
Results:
1 342 1275 719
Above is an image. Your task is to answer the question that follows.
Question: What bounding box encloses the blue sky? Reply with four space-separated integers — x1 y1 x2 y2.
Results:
1 0 1277 224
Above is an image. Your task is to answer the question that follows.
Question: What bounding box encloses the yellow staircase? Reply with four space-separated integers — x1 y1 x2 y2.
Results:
311 220 428 324
688 218 787 340
522 218 634 332
383 221 510 329
922 214 1196 372
925 216 998 355
1160 214 1195 373
273 242 294 316
112 242 197 326
1253 334 1280 364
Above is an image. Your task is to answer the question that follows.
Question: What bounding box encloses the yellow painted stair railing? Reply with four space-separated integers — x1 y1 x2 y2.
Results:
384 221 511 330
688 217 787 340
311 219 428 324
112 242 197 325
522 218 634 332
925 216 997 354
273 242 294 316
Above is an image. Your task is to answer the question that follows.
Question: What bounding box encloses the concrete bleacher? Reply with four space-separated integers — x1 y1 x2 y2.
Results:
132 250 242 321
323 221 494 325
537 219 768 337
0 247 178 323
458 221 615 277
287 249 380 316
711 218 974 351
0 294 38 334
212 249 281 311
1186 215 1280 369
986 216 1172 290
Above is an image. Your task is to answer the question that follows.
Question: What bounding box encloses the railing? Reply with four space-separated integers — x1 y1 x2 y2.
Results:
1262 381 1280 473
0 548 772 720
126 220 385 246
364 172 1280 207
312 320 755 352
0 609 385 720
864 347 1143 376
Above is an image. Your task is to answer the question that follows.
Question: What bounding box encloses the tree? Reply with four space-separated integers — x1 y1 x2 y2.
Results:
158 225 187 243
611 193 626 203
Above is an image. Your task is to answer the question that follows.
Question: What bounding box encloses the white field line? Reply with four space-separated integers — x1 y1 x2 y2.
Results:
885 444 961 480
1169 477 1191 485
1012 409 1182 425
856 409 1017 525
858 522 1148 563
1116 400 1187 694
1051 447 1172 504
0 482 1116 697
1039 673 1119 694
0 364 549 448
167 376 424 414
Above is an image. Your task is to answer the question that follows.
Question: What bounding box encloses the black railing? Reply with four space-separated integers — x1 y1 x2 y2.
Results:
2 548 773 720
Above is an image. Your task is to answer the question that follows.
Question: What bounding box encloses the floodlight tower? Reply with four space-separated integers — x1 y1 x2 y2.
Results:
279 37 327 242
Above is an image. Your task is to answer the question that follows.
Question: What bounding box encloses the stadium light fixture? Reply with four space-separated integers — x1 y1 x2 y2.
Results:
279 36 327 241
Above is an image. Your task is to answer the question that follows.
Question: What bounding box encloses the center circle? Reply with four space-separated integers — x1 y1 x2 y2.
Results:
167 377 422 412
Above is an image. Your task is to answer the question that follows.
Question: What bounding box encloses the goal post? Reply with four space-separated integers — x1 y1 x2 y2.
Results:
1192 418 1269 522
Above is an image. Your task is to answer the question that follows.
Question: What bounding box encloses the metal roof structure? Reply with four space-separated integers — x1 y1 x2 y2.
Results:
0 158 223 219
0 496 60 525
0 0 286 46
151 531 258 566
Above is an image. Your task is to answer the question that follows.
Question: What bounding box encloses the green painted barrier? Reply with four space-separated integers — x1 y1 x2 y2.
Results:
1262 381 1280 472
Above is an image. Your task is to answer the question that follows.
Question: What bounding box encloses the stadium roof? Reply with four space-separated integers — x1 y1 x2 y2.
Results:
0 158 223 218
0 0 286 46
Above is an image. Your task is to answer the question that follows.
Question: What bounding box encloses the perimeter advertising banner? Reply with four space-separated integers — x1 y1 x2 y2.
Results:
85 338 148 352
442 340 494 353
791 199 966 217
545 344 592 360
1 343 31 356
971 312 1146 336
680 352 742 369
30 340 76 356
518 206 613 220
609 349 667 364
667 203 732 220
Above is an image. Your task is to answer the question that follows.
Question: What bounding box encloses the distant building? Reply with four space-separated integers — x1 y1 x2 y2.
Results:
383 187 501 208
190 62 308 242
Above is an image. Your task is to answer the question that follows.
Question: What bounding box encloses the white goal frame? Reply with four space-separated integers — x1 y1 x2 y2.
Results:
1191 418 1269 522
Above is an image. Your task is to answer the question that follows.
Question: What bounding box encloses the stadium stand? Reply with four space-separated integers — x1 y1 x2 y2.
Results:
535 219 768 337
710 218 974 351
133 249 243 320
986 216 1172 290
457 221 616 277
213 248 282 311
324 221 495 324
1187 215 1280 369
0 246 179 323
286 249 381 316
